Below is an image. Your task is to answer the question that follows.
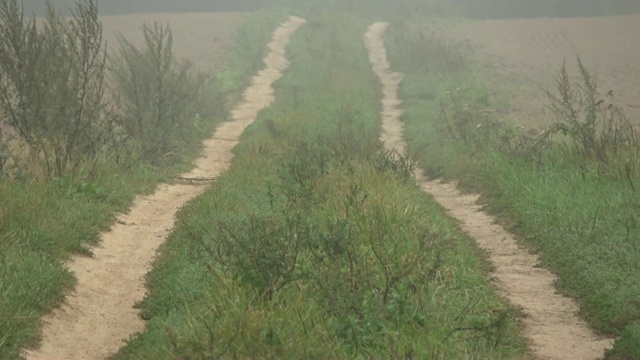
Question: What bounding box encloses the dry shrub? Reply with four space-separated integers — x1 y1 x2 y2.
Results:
545 57 640 187
110 22 207 165
0 0 113 179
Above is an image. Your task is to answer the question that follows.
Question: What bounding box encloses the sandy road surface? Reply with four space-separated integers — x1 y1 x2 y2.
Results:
26 16 306 360
365 22 615 360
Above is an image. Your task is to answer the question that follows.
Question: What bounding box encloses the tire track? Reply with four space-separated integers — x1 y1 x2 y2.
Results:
364 21 614 360
25 16 306 360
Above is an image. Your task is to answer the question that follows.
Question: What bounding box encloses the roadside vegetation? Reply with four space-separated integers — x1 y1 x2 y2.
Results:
0 1 280 358
113 11 528 359
5 0 638 358
385 14 640 360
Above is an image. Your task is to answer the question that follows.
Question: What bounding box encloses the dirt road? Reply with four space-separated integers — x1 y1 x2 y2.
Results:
26 16 306 360
365 22 615 360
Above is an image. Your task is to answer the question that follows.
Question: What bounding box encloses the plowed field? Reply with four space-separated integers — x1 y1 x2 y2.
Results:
101 12 248 71
440 14 640 129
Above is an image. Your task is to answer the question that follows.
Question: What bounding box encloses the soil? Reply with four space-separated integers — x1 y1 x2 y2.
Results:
101 12 249 72
435 15 640 129
25 15 306 360
365 22 615 360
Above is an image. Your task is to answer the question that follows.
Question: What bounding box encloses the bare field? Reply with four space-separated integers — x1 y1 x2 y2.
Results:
101 12 249 71
439 14 640 129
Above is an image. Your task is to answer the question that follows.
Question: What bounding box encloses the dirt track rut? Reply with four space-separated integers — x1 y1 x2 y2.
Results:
26 16 306 360
364 21 615 360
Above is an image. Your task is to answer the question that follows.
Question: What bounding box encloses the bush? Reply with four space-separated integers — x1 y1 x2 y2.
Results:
110 22 208 165
0 0 113 179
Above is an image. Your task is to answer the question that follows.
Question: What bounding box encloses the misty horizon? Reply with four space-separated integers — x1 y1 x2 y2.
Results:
20 0 640 18
22 0 269 16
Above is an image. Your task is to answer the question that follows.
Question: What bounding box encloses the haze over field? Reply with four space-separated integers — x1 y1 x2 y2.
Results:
23 0 640 17
23 0 269 15
4 0 640 359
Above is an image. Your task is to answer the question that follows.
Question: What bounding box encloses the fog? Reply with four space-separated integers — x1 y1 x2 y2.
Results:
22 0 270 15
444 0 640 19
18 0 640 20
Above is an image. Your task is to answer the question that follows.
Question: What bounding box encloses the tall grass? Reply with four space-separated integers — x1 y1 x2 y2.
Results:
113 12 527 359
386 16 640 359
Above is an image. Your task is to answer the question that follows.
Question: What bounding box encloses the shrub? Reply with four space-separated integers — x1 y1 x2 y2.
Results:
0 0 112 179
545 58 640 186
110 22 208 164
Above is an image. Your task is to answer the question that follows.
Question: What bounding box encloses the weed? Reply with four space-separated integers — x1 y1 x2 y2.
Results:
545 57 640 184
110 22 212 165
438 88 503 148
0 0 112 179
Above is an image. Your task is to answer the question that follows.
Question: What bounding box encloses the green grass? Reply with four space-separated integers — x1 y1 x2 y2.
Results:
216 9 290 99
0 10 279 360
113 11 527 359
385 16 640 358
0 168 159 358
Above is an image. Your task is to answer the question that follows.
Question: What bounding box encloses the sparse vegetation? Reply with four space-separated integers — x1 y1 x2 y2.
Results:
545 57 640 182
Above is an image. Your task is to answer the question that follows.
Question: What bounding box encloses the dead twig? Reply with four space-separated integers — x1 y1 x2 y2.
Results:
173 176 215 183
